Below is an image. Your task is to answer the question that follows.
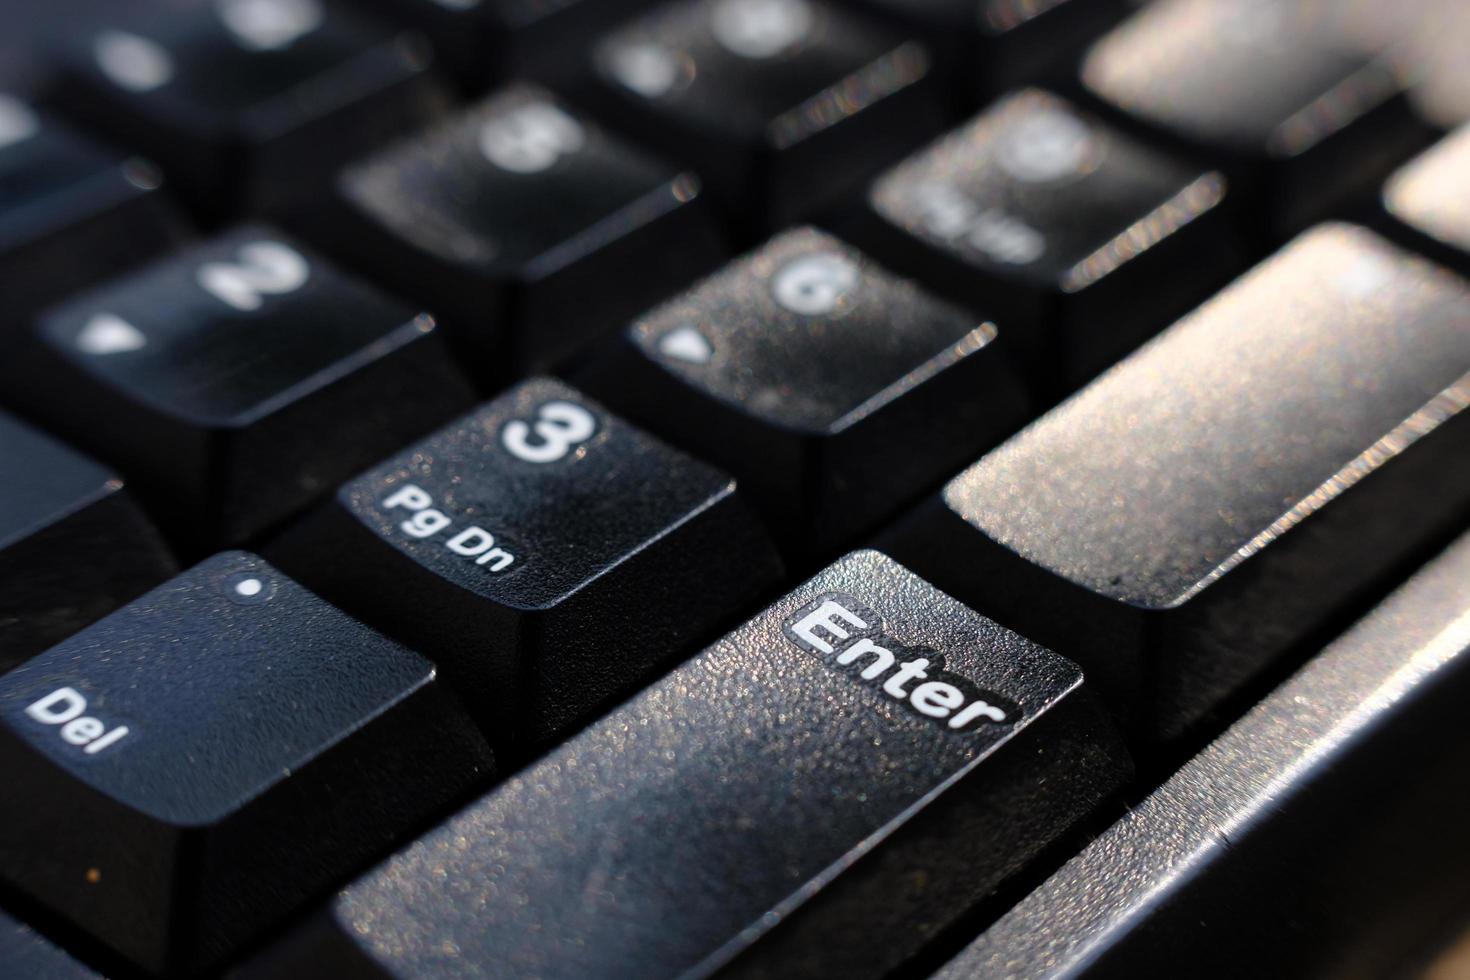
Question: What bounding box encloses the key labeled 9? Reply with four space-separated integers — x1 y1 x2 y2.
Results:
478 101 586 175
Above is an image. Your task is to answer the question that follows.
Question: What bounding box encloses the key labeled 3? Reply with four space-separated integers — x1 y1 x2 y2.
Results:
273 378 782 744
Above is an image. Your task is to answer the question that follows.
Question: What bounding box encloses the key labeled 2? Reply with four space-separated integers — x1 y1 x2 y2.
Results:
272 377 783 744
0 226 475 549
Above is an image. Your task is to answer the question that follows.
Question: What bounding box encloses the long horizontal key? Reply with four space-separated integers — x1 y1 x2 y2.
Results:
272 377 783 744
1080 0 1430 239
934 529 1470 980
852 87 1240 390
309 83 724 373
0 552 493 976
0 93 184 331
48 0 448 220
583 0 946 232
578 227 1029 553
0 909 99 980
244 551 1129 980
1 227 475 549
881 224 1470 743
1381 125 1470 275
0 411 175 671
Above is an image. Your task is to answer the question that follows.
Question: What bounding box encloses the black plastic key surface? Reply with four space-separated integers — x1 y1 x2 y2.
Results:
0 910 100 980
850 87 1239 390
881 224 1470 743
272 377 783 744
0 226 475 549
0 411 175 672
0 93 183 331
1080 0 1429 240
578 227 1029 553
246 550 1129 980
934 529 1470 980
1381 125 1470 275
311 83 724 372
849 0 1126 97
582 0 945 232
48 0 448 220
356 0 657 90
0 552 493 977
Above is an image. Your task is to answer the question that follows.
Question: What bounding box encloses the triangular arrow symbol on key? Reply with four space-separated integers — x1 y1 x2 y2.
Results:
77 313 147 355
658 325 713 365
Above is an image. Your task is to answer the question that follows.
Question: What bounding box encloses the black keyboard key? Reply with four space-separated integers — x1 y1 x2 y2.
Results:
936 529 1470 980
578 227 1029 552
0 411 175 671
851 87 1240 390
584 0 945 231
850 0 1125 97
0 910 99 980
49 0 448 220
881 224 1470 743
245 551 1129 980
0 93 183 331
357 0 656 91
1381 126 1470 275
272 377 782 744
312 83 725 372
1080 0 1430 239
0 552 493 976
0 227 475 549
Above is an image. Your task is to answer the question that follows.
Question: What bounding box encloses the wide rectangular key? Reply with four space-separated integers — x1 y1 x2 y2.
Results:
272 377 783 744
0 92 184 331
935 529 1470 980
308 83 724 373
47 0 448 220
244 551 1129 980
881 224 1470 743
0 411 175 671
850 87 1240 390
582 0 946 232
578 227 1029 553
0 552 493 976
1 226 475 549
1080 0 1431 239
1381 125 1470 275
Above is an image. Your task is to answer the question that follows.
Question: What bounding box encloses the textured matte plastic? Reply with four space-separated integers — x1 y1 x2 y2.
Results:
0 552 493 975
883 224 1470 741
248 551 1129 980
936 529 1470 979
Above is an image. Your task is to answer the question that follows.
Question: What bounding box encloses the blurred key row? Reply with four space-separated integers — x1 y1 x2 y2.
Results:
1 0 1469 978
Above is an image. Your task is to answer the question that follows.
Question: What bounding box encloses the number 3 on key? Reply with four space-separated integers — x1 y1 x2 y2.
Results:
502 401 598 463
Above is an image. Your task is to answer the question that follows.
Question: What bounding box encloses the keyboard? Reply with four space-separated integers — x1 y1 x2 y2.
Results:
0 0 1468 977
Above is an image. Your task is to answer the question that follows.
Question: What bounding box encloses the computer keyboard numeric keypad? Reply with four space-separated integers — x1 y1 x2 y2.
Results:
274 377 783 744
49 0 449 219
1 227 475 549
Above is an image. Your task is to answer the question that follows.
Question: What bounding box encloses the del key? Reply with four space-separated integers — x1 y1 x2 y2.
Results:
246 551 1129 980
